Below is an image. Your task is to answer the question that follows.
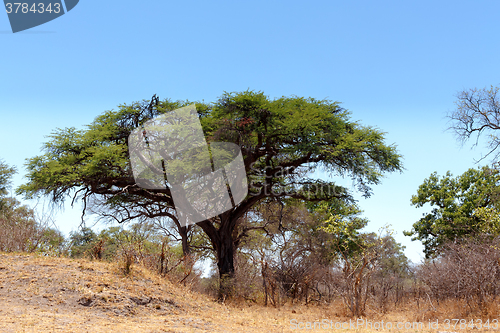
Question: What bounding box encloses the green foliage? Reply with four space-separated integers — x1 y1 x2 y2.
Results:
0 196 65 254
0 197 37 252
68 222 168 261
69 226 98 258
405 166 500 257
205 91 403 198
32 228 67 255
0 160 16 211
17 91 402 207
16 98 192 203
318 200 368 257
472 206 500 234
366 230 411 279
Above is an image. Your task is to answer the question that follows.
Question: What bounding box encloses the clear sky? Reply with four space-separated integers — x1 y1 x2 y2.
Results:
2 0 500 263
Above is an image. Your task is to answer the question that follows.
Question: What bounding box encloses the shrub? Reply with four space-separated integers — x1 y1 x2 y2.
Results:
418 236 500 314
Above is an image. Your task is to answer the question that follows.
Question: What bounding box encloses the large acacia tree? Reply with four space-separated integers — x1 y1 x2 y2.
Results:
18 91 402 293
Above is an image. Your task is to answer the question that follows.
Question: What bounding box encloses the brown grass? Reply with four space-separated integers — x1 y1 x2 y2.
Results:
0 252 499 332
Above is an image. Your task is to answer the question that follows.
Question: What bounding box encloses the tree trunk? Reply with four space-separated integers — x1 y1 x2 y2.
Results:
179 226 191 256
216 227 235 300
197 214 237 301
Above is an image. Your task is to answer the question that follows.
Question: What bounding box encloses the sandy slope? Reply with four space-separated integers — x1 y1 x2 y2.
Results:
0 253 288 333
3 253 479 333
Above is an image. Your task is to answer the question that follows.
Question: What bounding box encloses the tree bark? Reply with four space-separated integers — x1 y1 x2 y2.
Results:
216 231 235 300
179 226 191 256
215 214 238 301
198 214 237 300
216 234 235 279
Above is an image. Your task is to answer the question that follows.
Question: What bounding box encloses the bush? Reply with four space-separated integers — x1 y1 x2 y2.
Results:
418 236 500 314
0 197 63 254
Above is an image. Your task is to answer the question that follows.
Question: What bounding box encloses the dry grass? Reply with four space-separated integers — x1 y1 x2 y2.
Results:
0 252 499 332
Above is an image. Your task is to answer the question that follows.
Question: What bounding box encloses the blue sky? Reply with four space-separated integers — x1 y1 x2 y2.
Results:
1 0 500 263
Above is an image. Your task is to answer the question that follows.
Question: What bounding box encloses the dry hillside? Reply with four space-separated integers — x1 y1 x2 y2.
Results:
0 252 330 333
0 252 498 333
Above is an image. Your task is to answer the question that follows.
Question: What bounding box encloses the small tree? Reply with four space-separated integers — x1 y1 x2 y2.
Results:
69 227 98 258
320 201 372 316
0 196 63 253
37 228 66 255
368 232 411 312
0 197 37 252
0 160 16 211
405 166 500 257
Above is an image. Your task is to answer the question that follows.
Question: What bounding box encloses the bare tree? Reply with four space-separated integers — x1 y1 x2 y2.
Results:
449 86 500 162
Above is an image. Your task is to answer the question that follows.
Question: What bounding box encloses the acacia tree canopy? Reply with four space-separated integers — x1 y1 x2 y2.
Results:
17 91 402 294
404 166 500 258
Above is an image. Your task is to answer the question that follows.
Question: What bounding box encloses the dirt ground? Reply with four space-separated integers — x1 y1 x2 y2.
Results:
0 253 288 332
1 252 497 333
